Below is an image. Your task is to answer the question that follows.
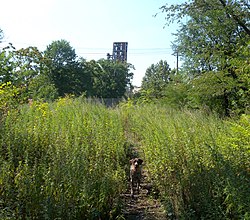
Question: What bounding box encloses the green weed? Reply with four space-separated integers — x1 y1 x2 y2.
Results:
123 104 249 219
0 100 249 219
0 98 127 219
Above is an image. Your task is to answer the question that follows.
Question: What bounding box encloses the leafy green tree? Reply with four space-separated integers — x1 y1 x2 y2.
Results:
45 40 77 67
44 40 86 96
162 71 192 108
14 47 46 85
160 0 250 115
89 59 133 98
0 44 16 84
0 45 58 102
0 82 24 118
229 42 250 114
13 46 58 101
141 60 172 98
163 0 249 72
28 74 58 101
77 58 96 97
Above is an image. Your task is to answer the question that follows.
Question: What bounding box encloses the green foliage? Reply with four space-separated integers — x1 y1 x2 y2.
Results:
28 74 59 101
0 98 127 219
0 82 24 118
43 40 134 98
0 37 133 112
44 40 77 67
160 73 192 108
190 71 236 115
91 59 133 98
141 60 172 98
188 41 250 115
0 95 249 219
13 47 46 85
44 40 85 96
144 0 250 116
0 44 16 84
123 104 250 219
0 44 59 104
229 41 250 114
216 114 250 218
171 2 248 71
139 64 192 108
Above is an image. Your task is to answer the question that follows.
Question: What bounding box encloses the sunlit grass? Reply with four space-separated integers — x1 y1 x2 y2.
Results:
123 104 250 219
0 97 127 219
0 100 249 219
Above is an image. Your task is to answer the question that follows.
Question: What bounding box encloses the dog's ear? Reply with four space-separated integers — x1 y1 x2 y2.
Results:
138 158 143 165
130 159 134 164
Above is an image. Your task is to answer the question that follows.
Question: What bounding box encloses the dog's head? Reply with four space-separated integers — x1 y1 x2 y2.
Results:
130 158 143 169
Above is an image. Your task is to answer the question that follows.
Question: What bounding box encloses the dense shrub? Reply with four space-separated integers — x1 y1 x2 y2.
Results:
1 99 249 219
124 104 249 219
0 97 127 219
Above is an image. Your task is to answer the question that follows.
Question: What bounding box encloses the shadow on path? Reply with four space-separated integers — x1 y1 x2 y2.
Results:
121 165 167 220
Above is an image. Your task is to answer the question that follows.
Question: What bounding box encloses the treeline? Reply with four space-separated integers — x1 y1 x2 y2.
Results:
1 0 249 118
0 38 133 112
138 0 250 117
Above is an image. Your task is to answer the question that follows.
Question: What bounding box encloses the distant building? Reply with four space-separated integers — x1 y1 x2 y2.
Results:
112 42 128 62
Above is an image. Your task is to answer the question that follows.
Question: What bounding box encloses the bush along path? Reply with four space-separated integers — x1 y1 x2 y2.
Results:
121 122 167 220
120 106 250 219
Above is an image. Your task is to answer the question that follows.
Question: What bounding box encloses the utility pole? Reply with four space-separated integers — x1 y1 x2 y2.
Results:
176 50 179 75
172 49 179 75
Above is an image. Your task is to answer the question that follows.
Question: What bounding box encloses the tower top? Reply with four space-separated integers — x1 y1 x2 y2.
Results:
112 42 128 62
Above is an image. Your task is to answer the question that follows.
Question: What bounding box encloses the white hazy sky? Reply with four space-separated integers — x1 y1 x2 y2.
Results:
0 0 183 86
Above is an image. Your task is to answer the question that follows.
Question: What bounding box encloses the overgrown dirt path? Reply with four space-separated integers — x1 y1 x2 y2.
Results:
121 129 167 220
121 167 167 220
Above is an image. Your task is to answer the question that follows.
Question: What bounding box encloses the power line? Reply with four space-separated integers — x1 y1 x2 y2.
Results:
76 47 172 51
1 41 174 56
77 48 173 56
1 41 172 51
77 51 173 56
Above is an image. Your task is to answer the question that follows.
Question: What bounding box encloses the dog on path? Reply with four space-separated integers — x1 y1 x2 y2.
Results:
130 158 143 197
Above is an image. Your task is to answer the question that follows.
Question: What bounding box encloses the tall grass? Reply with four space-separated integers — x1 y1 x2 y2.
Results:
0 97 127 219
1 99 249 219
124 104 250 219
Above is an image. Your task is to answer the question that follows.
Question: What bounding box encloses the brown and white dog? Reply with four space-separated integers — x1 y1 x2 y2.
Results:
130 158 143 197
